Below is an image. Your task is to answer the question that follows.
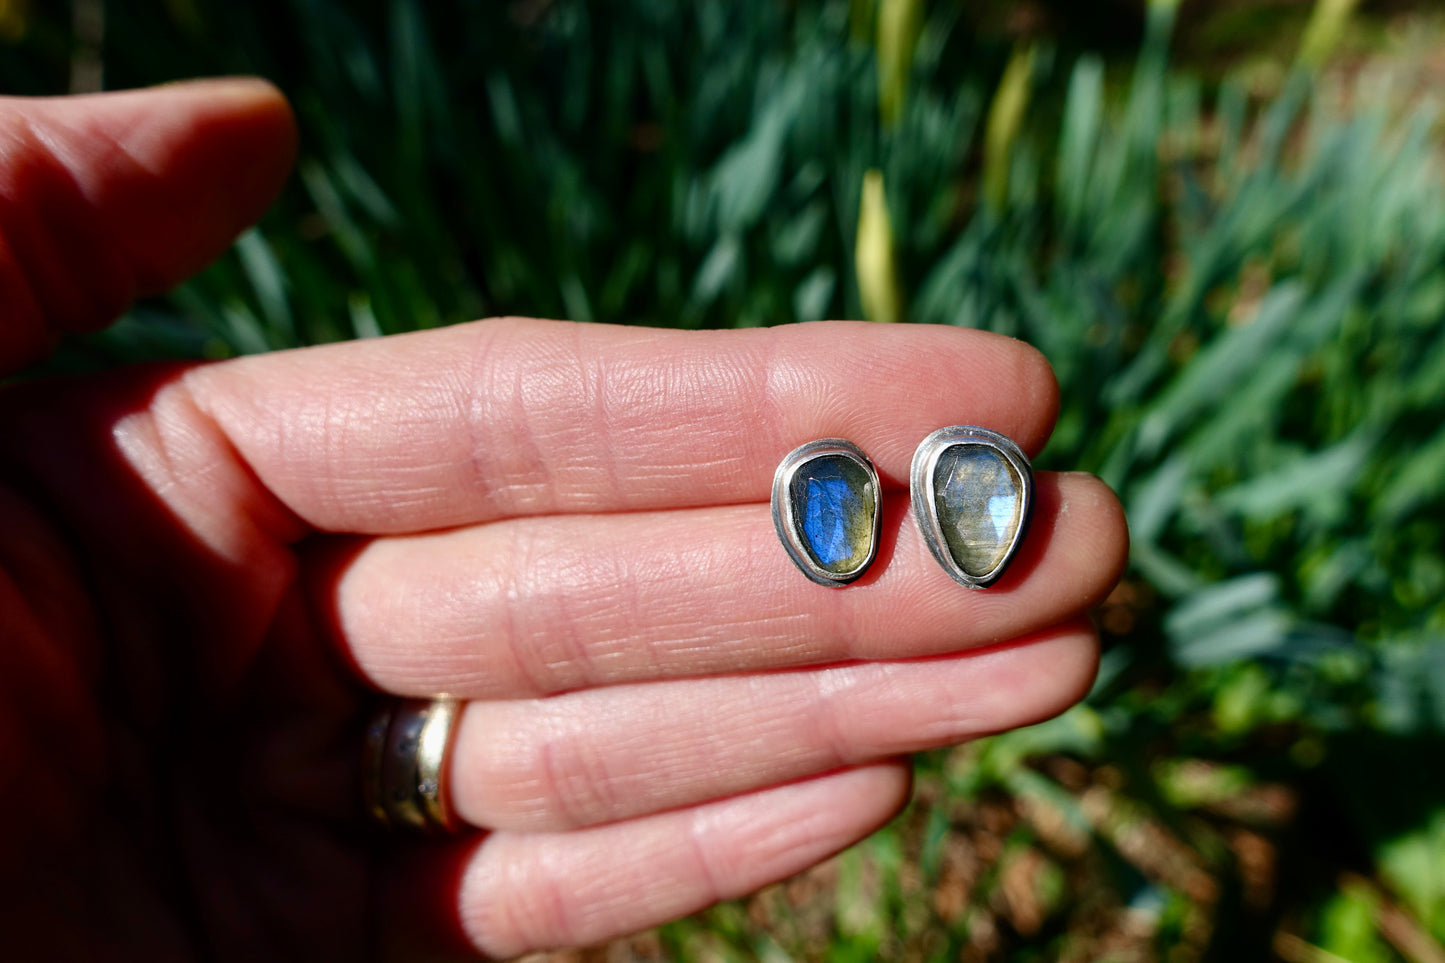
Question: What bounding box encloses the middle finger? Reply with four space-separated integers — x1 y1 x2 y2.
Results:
315 472 1124 698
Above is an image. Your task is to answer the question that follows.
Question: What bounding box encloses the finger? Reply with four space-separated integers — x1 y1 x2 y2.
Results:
0 79 296 371
381 763 911 960
186 317 1060 533
448 622 1095 832
318 472 1125 698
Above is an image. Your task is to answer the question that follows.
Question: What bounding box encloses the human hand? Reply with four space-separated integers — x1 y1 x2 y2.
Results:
0 82 1127 960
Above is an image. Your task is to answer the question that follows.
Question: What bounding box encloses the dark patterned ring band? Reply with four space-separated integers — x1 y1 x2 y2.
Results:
362 696 464 833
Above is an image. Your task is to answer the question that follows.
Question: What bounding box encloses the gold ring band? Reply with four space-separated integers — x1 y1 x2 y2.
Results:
363 696 463 833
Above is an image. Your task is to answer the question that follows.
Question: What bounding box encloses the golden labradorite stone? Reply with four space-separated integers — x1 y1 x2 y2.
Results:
789 455 877 576
932 444 1024 578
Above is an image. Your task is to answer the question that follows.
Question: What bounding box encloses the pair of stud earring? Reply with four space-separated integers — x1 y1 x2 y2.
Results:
771 426 1034 589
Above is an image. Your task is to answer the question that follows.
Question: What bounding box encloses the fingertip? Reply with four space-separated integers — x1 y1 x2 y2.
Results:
0 78 299 347
98 76 298 165
1016 339 1061 456
450 763 914 957
1035 619 1103 716
872 758 915 812
870 758 914 827
100 77 299 293
915 620 1101 737
1057 471 1130 608
785 761 914 842
0 80 299 369
688 763 914 892
159 78 299 188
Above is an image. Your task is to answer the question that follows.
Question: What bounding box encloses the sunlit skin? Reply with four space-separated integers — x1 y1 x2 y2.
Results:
0 81 1127 960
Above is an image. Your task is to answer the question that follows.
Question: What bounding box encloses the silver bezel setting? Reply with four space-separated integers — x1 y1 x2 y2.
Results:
771 438 882 587
910 426 1034 589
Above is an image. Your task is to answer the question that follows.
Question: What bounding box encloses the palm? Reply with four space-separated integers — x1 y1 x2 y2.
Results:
0 366 372 959
0 82 1128 960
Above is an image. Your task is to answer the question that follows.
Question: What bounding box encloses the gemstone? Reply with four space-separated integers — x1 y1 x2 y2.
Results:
789 454 877 576
932 443 1024 578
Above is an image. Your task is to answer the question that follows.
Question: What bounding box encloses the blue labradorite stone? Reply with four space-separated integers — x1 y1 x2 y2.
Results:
789 455 877 575
933 444 1023 578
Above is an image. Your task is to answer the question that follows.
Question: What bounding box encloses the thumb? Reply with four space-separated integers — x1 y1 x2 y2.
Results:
0 78 297 374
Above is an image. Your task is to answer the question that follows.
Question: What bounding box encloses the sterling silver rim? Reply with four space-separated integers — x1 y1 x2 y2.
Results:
771 438 881 587
909 426 1033 589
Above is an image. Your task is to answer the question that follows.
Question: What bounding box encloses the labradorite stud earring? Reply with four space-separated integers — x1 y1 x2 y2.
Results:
910 426 1034 589
772 439 882 587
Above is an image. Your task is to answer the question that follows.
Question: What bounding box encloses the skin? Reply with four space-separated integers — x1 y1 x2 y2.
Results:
0 80 1128 960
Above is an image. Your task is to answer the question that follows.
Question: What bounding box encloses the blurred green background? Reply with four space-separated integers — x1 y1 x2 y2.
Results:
6 0 1445 959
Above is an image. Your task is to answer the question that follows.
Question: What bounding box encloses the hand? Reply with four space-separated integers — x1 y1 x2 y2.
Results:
0 81 1127 960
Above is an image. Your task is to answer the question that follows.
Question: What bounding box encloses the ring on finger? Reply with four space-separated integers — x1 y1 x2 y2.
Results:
362 696 465 833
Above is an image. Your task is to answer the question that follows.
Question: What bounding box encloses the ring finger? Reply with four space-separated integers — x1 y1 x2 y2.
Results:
447 620 1097 832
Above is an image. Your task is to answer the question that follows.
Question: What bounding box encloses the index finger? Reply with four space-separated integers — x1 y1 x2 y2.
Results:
185 318 1059 534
